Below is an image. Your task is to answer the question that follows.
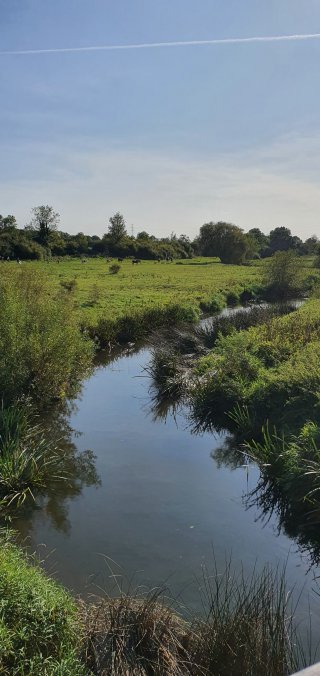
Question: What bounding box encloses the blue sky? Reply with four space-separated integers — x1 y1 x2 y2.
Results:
1 0 320 238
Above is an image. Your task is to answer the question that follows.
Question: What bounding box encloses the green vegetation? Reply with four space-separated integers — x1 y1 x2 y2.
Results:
263 250 303 299
0 265 92 405
0 530 302 676
191 300 320 433
150 297 320 536
0 403 64 507
0 531 84 675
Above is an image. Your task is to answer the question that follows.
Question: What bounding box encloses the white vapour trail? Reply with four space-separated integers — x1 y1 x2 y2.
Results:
1 32 320 55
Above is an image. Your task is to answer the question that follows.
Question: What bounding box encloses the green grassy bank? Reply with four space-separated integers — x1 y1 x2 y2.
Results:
0 531 303 676
150 298 320 534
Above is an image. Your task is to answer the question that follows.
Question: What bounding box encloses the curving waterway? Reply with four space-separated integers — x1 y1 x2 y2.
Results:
10 308 320 647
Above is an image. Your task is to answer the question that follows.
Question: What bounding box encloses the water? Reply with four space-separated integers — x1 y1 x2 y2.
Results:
10 336 320 642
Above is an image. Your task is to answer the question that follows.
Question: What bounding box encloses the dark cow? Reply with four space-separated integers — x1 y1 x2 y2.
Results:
132 258 141 265
118 257 124 263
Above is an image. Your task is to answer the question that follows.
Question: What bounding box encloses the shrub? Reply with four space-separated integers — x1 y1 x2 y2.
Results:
226 289 240 306
263 251 303 299
109 263 121 274
59 278 77 292
0 267 93 405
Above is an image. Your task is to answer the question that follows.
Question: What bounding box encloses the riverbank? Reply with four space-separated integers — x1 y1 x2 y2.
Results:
150 299 320 536
0 530 303 676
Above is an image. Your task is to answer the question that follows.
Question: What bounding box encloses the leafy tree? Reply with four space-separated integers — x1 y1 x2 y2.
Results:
263 250 302 299
136 231 151 240
269 226 299 253
303 235 318 255
0 215 17 229
198 221 249 264
108 212 126 243
247 228 269 252
30 205 60 244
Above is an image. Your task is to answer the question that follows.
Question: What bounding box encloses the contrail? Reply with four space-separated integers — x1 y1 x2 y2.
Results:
1 32 320 55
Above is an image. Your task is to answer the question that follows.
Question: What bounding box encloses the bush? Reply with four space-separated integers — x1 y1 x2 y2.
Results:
109 263 121 274
0 267 93 405
263 251 303 299
59 278 77 292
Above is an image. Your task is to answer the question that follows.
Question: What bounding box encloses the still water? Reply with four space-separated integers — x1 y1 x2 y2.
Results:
12 339 320 636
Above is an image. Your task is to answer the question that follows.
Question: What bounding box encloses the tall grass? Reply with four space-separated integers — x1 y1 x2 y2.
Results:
0 530 310 675
0 266 92 405
0 402 65 507
81 561 303 676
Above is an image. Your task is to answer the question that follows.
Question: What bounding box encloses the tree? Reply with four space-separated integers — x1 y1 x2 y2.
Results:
198 221 249 264
0 214 17 229
108 212 126 243
247 228 269 252
30 205 60 244
303 235 318 255
269 226 296 253
136 231 150 240
263 250 302 299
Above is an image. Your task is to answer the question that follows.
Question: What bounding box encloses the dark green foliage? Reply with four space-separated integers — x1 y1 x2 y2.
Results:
30 205 60 245
263 250 303 299
109 262 121 274
108 211 127 242
198 221 250 264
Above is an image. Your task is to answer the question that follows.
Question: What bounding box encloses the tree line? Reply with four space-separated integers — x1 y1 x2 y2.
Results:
0 207 318 263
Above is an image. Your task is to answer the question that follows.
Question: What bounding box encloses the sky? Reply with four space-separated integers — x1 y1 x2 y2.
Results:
1 1 320 239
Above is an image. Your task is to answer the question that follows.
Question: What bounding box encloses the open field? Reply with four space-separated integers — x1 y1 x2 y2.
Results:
37 256 262 321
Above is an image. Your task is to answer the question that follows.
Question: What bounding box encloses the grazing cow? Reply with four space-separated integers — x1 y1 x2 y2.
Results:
132 258 141 265
118 257 124 263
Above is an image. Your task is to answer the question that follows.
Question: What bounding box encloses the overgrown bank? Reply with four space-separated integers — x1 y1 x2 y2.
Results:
0 531 304 676
150 298 320 538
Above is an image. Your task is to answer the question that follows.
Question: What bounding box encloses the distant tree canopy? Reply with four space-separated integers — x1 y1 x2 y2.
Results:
269 226 302 253
0 215 17 230
198 222 249 264
0 207 315 263
30 205 60 244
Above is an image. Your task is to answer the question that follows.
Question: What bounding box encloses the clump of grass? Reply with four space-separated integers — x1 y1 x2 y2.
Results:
0 402 65 507
245 421 320 520
0 530 85 675
109 262 121 274
59 277 78 292
80 561 302 676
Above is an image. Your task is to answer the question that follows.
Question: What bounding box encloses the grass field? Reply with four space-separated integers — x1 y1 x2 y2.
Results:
38 257 261 320
4 255 317 344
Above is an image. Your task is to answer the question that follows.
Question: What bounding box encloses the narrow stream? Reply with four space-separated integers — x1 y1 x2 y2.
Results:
10 306 320 647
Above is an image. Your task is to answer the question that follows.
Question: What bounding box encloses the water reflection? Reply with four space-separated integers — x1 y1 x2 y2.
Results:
212 439 320 567
4 405 101 537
